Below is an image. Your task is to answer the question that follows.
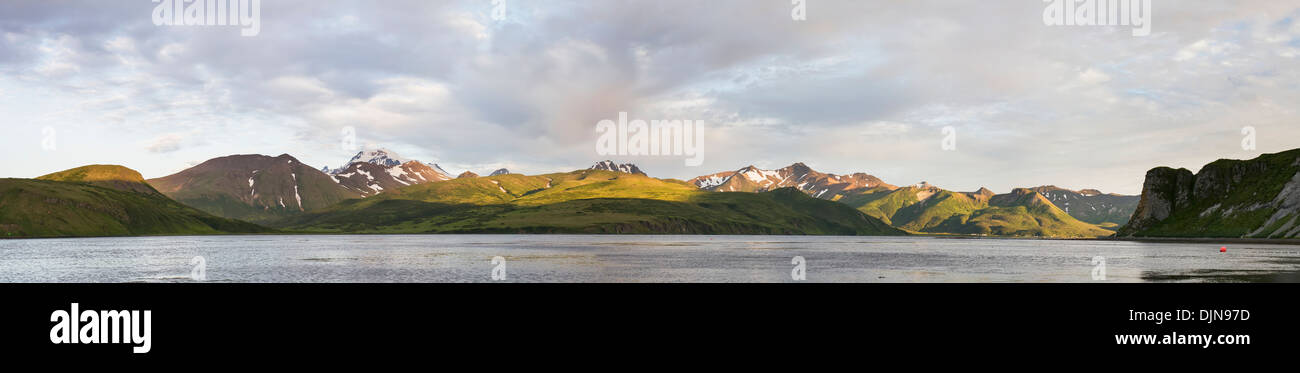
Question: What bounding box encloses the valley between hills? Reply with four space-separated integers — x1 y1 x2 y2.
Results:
4 148 1299 240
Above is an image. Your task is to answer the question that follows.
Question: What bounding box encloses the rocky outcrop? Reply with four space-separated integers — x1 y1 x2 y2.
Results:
588 161 646 176
1117 167 1194 235
1118 149 1300 238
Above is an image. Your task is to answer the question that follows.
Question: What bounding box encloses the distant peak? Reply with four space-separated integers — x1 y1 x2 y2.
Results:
911 181 937 189
426 162 452 177
1031 185 1107 196
489 168 511 176
784 162 813 174
589 161 646 176
1009 188 1037 195
335 147 414 171
1078 189 1103 196
457 171 480 178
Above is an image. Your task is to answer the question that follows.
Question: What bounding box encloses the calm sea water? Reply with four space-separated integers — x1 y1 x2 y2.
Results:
1 235 1299 283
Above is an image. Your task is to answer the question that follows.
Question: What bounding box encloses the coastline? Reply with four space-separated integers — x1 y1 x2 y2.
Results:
6 231 1300 246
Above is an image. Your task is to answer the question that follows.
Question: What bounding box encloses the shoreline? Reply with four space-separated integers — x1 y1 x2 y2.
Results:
5 232 1300 246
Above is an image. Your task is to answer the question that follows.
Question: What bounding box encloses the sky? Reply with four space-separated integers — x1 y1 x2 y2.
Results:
1 0 1298 195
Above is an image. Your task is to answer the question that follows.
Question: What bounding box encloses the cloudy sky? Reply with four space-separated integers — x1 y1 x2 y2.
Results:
2 0 1298 194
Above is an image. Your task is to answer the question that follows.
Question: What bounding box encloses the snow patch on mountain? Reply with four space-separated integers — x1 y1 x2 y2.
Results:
696 175 730 189
689 163 894 200
387 166 411 185
341 148 410 169
490 180 507 194
589 161 646 175
291 172 303 210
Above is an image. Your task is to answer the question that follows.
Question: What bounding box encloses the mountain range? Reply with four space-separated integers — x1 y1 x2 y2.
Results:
688 162 893 198
687 163 1128 238
273 168 903 235
7 147 1298 239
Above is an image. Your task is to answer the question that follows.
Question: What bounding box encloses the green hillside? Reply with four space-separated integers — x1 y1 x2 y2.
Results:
273 170 905 235
837 186 1114 238
36 164 162 195
1 165 270 238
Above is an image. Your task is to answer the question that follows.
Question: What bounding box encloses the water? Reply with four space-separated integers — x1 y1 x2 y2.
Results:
1 235 1299 283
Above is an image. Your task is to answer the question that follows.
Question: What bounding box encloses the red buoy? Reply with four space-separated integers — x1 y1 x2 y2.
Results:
1220 246 1227 253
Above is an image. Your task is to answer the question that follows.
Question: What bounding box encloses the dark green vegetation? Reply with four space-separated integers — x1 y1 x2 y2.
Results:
1120 149 1300 238
834 186 1114 238
0 165 270 238
274 170 905 235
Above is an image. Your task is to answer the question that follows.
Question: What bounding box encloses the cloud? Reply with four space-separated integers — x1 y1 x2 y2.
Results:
0 0 1298 194
145 133 184 153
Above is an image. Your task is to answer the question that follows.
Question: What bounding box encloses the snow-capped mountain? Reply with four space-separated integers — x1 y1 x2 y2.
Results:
689 163 895 199
589 161 646 176
331 160 452 196
340 148 411 169
321 148 455 195
489 168 511 176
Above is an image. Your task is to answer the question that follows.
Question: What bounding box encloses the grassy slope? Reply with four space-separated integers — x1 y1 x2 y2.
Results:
0 178 270 238
1131 149 1300 238
837 187 1113 238
945 199 1112 237
274 170 905 235
35 164 161 194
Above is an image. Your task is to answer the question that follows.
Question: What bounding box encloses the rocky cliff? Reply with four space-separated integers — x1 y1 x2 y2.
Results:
1118 149 1300 238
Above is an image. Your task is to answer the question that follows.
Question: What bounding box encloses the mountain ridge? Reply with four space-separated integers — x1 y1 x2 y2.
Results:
589 161 646 176
688 163 895 198
692 164 1116 237
274 169 904 235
